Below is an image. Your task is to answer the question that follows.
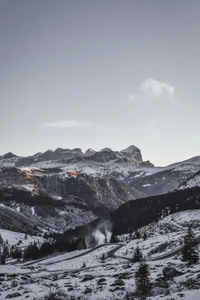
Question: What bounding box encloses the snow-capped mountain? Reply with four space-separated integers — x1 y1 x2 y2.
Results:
0 145 200 234
1 145 200 198
0 145 149 168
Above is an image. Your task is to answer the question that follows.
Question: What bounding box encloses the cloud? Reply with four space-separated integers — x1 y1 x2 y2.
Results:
128 78 175 104
43 120 95 129
43 120 111 133
141 78 175 98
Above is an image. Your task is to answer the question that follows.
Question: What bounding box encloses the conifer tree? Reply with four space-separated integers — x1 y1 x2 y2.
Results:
143 232 147 240
100 253 105 262
110 233 119 243
132 245 143 263
182 225 199 265
134 261 151 299
0 233 3 245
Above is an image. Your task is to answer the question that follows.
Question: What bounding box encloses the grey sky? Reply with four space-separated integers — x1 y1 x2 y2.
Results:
0 0 200 166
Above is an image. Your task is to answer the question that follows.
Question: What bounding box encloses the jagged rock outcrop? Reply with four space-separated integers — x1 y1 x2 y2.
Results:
120 145 143 162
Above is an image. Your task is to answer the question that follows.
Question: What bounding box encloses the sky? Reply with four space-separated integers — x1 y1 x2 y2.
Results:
0 0 200 166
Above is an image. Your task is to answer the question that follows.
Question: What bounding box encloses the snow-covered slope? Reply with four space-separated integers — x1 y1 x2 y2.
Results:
179 171 200 190
0 210 200 299
0 228 44 249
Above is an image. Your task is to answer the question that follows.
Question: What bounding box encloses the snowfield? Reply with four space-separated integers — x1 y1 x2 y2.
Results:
0 210 200 299
0 228 44 249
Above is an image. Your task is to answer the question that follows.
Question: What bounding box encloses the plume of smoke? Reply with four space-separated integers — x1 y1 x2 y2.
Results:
105 229 112 243
92 230 105 245
85 219 113 248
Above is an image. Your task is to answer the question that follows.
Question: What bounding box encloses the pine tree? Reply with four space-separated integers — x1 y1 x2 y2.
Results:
132 245 143 263
10 247 22 259
0 233 3 245
1 254 5 265
100 253 105 262
182 225 199 265
0 247 6 265
135 261 151 299
110 233 119 243
23 243 40 261
143 232 147 240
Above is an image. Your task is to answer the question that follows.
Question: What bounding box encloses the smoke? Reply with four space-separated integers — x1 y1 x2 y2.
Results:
85 219 113 248
105 229 112 243
92 230 105 245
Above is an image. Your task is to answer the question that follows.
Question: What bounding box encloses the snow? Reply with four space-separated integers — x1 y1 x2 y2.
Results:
179 172 200 189
31 207 35 215
52 195 63 200
21 184 35 191
0 210 200 299
0 228 44 248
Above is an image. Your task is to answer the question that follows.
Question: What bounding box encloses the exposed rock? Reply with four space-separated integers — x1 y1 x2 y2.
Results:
84 148 96 156
81 275 94 282
156 279 169 288
121 145 143 161
97 278 107 285
3 152 17 159
163 267 183 279
84 287 92 294
5 292 21 298
110 279 125 286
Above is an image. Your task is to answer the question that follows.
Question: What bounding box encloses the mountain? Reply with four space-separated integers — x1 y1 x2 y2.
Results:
1 147 200 299
0 165 143 233
1 145 200 234
1 145 200 198
0 145 152 168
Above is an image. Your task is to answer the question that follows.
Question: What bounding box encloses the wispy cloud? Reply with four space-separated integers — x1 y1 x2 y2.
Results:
141 78 175 98
43 120 95 129
42 120 111 133
128 78 175 104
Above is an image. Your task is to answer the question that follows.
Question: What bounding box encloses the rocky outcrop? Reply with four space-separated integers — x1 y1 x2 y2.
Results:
5 145 151 167
3 152 17 159
120 145 143 162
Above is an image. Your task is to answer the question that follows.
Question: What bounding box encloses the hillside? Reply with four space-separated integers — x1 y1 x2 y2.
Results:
0 210 200 299
61 186 200 242
179 170 200 190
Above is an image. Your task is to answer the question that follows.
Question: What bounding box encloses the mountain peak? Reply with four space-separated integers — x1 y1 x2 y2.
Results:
85 148 96 156
99 147 113 152
3 152 18 159
120 145 142 161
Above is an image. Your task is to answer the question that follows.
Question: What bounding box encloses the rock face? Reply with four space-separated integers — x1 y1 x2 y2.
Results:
0 163 145 233
38 173 144 214
120 145 143 162
0 145 149 167
3 152 17 159
85 148 96 156
1 145 200 211
163 267 183 279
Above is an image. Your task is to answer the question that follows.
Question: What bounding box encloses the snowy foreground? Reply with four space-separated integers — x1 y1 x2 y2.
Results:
1 210 200 299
